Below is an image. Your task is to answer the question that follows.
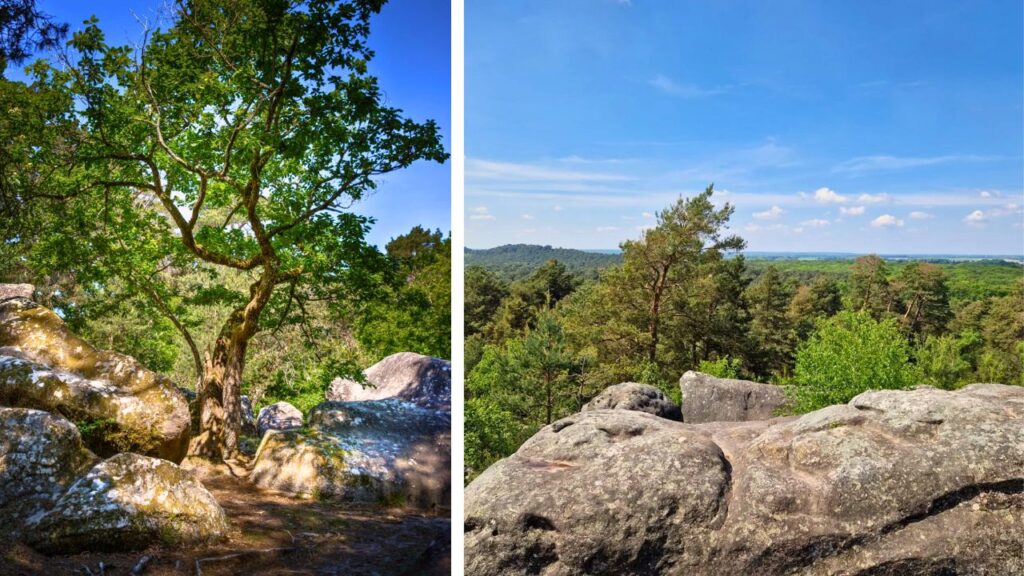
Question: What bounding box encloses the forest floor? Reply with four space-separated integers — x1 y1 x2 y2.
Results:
1 459 450 576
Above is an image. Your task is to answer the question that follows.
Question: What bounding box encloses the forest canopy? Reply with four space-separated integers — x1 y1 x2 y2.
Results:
465 186 1024 481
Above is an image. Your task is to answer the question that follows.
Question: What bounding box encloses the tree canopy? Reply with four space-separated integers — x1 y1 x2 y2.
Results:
3 0 447 460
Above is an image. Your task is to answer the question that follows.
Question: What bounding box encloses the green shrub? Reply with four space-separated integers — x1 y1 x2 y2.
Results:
698 356 742 379
791 311 918 412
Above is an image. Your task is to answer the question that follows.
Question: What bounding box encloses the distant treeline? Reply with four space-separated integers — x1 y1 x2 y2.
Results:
467 244 1022 303
465 245 620 281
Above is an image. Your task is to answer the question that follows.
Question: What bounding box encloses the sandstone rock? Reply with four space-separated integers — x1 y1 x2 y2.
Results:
0 407 96 536
256 401 303 437
0 284 33 301
25 452 228 553
0 298 191 462
465 385 1024 575
582 382 682 421
679 370 789 423
327 352 451 409
251 399 450 509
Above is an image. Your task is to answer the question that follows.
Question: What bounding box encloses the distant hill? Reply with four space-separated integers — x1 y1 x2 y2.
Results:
465 244 1022 300
465 244 621 281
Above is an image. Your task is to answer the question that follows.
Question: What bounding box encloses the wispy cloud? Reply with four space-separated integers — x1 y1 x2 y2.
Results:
840 206 866 216
908 211 933 220
801 219 830 228
833 154 998 175
753 205 785 220
649 74 731 98
857 193 889 204
470 206 496 221
467 158 633 183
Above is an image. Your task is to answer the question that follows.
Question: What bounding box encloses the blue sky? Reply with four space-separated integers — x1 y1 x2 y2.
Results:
466 0 1024 254
13 0 450 248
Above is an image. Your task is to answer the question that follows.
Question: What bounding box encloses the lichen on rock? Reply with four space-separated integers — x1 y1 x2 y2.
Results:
24 452 228 553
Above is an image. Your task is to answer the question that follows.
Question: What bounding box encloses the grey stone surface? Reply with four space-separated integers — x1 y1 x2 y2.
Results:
0 298 191 462
582 382 682 421
465 384 1024 575
327 352 451 409
25 452 227 553
679 370 789 423
0 407 97 537
0 284 33 301
251 399 451 510
255 401 303 437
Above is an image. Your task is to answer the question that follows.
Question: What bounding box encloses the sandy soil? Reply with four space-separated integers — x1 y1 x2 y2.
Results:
1 460 450 576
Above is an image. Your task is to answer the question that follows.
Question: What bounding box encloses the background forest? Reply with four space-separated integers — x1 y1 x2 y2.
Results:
465 186 1024 481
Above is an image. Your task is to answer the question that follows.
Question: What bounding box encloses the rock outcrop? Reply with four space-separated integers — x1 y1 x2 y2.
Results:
327 352 451 409
0 407 97 536
0 284 33 301
256 401 303 437
465 384 1024 575
582 382 682 421
679 370 789 423
251 399 451 509
0 298 191 462
25 452 228 553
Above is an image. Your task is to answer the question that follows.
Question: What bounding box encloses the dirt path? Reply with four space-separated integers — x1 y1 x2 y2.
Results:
1 461 450 576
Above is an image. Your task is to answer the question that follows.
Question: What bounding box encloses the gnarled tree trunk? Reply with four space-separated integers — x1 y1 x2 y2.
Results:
188 271 275 461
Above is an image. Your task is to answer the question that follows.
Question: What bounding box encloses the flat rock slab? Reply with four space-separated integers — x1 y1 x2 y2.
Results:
679 370 789 423
0 284 33 302
583 382 682 421
465 384 1024 575
327 352 451 409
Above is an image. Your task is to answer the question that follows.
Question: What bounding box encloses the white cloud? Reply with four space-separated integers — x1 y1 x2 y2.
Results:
833 154 998 174
642 211 655 219
650 74 729 98
839 206 866 216
753 205 785 220
467 158 631 183
909 211 933 220
979 190 994 198
964 210 986 224
521 214 535 220
596 226 620 232
813 187 847 204
553 205 563 211
801 219 830 228
470 206 496 221
857 193 889 204
871 214 905 228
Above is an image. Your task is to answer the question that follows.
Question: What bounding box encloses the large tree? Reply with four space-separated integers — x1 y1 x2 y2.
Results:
12 0 446 460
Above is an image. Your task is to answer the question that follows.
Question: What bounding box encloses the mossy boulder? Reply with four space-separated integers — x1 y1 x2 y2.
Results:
0 407 97 537
0 298 190 462
24 452 227 554
251 399 450 510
